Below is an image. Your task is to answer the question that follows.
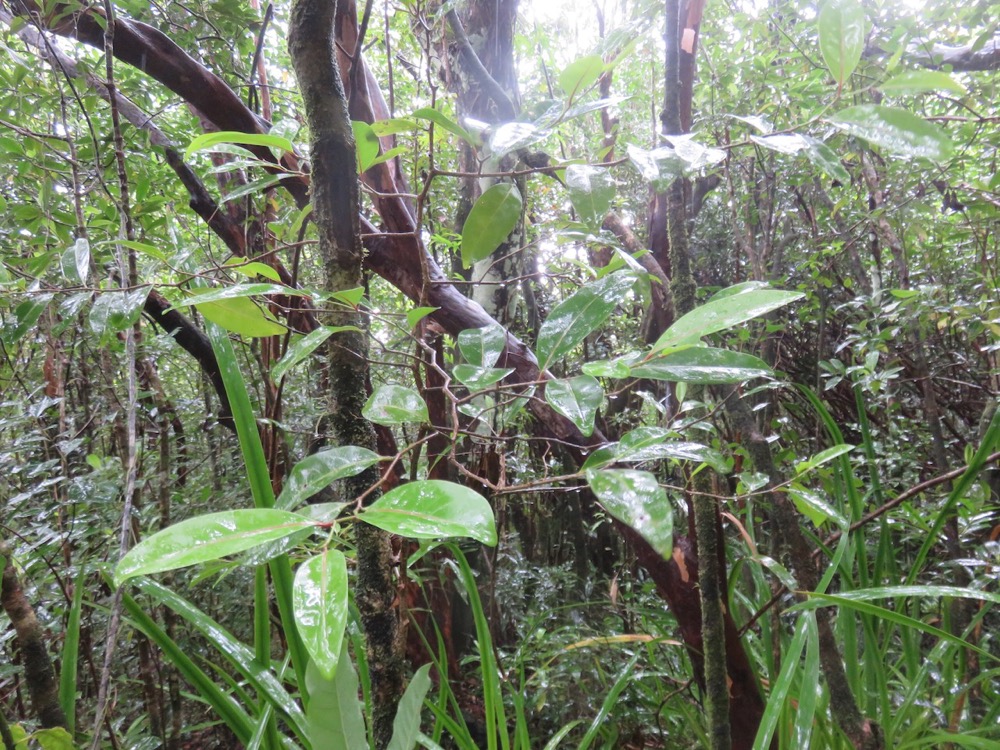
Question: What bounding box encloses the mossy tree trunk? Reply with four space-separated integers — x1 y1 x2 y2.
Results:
288 2 404 746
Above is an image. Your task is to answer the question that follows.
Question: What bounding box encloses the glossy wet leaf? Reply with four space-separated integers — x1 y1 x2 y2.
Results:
305 648 367 749
581 356 635 378
489 122 547 159
352 120 380 173
178 283 305 307
544 375 603 437
751 133 811 155
616 427 728 473
453 364 514 391
272 326 361 382
818 0 865 88
363 384 429 425
559 54 604 98
788 486 846 528
803 136 850 184
537 272 636 369
795 444 854 474
879 70 965 95
114 509 313 586
652 287 803 353
362 480 497 545
626 143 685 187
387 663 433 750
192 295 286 338
458 323 507 368
276 446 381 509
293 550 349 680
3 294 52 344
631 347 773 383
461 183 523 267
586 469 672 559
88 288 148 336
828 105 954 161
565 165 615 229
61 238 90 284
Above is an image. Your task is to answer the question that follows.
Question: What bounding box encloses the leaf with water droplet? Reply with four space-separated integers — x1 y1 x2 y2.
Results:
362 480 497 546
363 385 428 425
586 469 672 560
294 550 349 680
115 509 313 586
277 446 381 509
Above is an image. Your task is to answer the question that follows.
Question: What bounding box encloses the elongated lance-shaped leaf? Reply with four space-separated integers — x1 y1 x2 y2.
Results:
272 325 361 382
136 579 310 745
305 647 368 749
651 287 803 353
828 105 955 161
630 346 773 383
818 0 865 89
386 663 433 750
209 323 308 695
58 565 86 735
121 591 256 746
544 375 603 437
114 509 314 586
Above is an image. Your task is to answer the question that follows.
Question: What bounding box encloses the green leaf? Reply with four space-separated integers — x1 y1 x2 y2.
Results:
353 120 381 173
489 122 547 159
387 663 433 750
225 259 282 282
460 183 523 267
276 446 381 509
828 105 955 161
135 578 309 744
818 0 865 88
195 296 286 338
626 143 685 188
88 288 148 336
788 486 847 528
880 70 965 95
631 347 773 383
370 117 419 136
411 107 477 147
750 133 812 155
3 294 52 344
586 469 672 559
616 427 728 473
795 444 854 474
458 322 507 368
114 509 313 586
453 365 515 391
565 165 615 229
306 648 367 750
186 130 295 159
272 326 361 382
651 287 803 353
178 283 306 307
294 550 349 680
363 384 429 425
559 54 605 99
406 306 438 329
61 238 90 284
537 272 636 369
544 375 603 437
32 727 74 750
362 480 497 546
802 136 851 184
790 592 999 664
